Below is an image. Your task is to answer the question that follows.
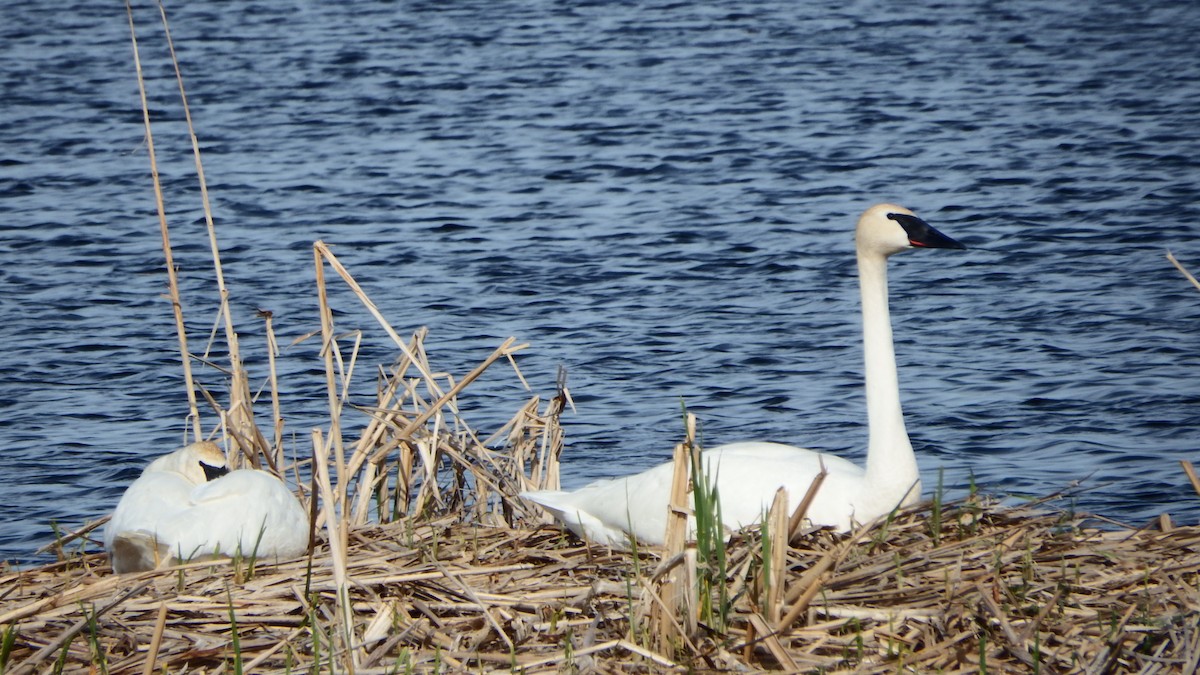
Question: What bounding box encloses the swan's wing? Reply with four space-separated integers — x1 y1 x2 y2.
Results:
166 470 309 561
705 442 867 530
104 471 196 550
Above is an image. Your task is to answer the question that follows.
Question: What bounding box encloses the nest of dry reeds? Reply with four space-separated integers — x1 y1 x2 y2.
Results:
4 486 1199 673
3 4 1199 674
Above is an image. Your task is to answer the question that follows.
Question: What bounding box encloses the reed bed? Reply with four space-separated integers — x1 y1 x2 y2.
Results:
2 4 1197 673
3 487 1199 673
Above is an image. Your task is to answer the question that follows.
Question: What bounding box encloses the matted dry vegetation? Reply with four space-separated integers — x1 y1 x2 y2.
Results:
2 3 1199 673
3 478 1200 673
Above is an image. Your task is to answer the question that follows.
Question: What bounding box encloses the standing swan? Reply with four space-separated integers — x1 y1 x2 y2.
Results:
521 204 965 547
104 441 309 573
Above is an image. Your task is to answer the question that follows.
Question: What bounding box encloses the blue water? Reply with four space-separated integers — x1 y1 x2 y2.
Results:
2 0 1199 565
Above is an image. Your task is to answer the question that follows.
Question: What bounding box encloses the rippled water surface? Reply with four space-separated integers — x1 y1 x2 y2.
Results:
2 0 1199 564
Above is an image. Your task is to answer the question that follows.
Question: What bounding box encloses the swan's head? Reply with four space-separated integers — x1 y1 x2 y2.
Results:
856 203 964 258
143 440 229 484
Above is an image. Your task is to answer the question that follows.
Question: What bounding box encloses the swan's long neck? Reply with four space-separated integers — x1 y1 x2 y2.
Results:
856 250 919 501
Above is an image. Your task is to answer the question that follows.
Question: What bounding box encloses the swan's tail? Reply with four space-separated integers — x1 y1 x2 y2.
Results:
519 490 570 520
109 531 170 574
520 491 632 548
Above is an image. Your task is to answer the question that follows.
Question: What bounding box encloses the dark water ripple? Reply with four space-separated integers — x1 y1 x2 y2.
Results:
1 0 1199 564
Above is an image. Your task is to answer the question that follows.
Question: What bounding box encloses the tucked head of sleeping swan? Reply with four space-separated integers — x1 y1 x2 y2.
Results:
141 439 229 483
521 203 965 548
104 441 309 574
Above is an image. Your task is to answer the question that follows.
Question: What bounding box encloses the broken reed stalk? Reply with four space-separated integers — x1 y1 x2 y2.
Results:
312 427 357 674
258 309 285 470
1167 250 1200 292
764 488 789 625
774 518 865 637
124 0 201 443
653 441 691 652
1167 253 1200 501
527 368 570 491
139 602 168 675
787 459 828 544
745 612 798 671
314 241 444 391
313 245 350 522
1182 460 1200 499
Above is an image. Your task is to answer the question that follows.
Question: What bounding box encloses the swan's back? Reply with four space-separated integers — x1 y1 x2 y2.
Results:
522 442 869 547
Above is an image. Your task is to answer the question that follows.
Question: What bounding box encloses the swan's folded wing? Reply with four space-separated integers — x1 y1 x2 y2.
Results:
104 471 195 550
705 443 867 531
176 470 309 560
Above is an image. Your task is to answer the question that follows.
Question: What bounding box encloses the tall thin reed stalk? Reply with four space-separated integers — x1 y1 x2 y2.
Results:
1182 460 1200 499
258 309 286 470
124 0 201 442
313 244 351 525
155 0 264 469
1167 250 1200 292
786 459 828 545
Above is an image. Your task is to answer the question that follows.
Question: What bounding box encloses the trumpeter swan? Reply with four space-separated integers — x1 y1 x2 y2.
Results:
104 441 309 573
521 203 965 547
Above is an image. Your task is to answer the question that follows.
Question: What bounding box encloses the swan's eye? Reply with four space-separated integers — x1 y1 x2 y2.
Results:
886 212 899 221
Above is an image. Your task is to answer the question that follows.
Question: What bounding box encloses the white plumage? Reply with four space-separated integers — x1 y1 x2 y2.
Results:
522 203 965 547
104 441 309 573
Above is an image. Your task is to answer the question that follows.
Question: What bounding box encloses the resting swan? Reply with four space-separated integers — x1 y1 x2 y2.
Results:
521 203 965 547
104 441 309 573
